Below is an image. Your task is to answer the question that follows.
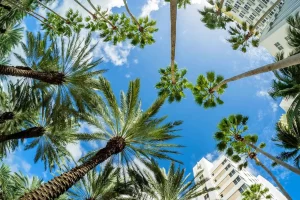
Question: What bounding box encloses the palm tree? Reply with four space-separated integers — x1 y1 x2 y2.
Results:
170 0 177 84
0 31 104 114
214 114 300 175
156 65 191 103
65 162 127 199
21 77 183 199
0 163 42 199
216 131 292 200
227 22 259 53
269 52 300 126
227 0 281 52
199 0 232 30
242 184 272 200
165 0 191 9
129 159 217 199
273 119 300 169
284 10 300 53
195 52 300 103
192 72 227 108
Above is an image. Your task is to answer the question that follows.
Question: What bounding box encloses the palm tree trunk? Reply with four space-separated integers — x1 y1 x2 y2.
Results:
211 53 300 92
37 1 69 23
249 143 300 175
0 127 45 143
217 0 225 15
0 65 65 84
254 157 292 200
20 137 126 199
170 0 177 84
0 112 14 124
123 0 142 31
253 0 281 30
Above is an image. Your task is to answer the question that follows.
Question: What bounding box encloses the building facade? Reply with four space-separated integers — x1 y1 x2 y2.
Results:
193 155 287 200
260 0 300 56
223 0 283 33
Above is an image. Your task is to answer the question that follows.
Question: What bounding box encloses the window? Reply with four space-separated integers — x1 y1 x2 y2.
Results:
255 7 262 13
249 15 255 20
225 164 231 171
244 4 250 10
212 173 214 176
274 42 284 50
238 184 248 193
234 3 240 9
233 176 241 185
222 159 227 165
199 175 204 180
204 194 209 200
229 170 236 177
239 13 244 18
220 194 223 198
262 0 269 4
252 12 257 17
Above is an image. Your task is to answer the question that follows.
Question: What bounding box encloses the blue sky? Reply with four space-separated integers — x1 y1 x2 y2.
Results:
4 0 300 199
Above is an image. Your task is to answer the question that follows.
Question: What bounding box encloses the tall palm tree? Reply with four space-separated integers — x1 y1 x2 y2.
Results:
21 78 183 199
0 164 42 199
285 10 300 53
214 114 300 175
0 31 104 114
269 52 300 126
170 0 177 84
129 159 217 200
199 0 232 30
65 162 127 199
156 65 191 103
216 131 292 200
227 0 281 52
165 0 191 9
192 72 227 108
227 22 259 53
242 184 272 200
273 119 300 169
193 53 300 106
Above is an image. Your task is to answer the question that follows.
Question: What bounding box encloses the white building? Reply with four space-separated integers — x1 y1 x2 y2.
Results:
279 97 295 125
193 155 287 200
260 0 300 56
223 0 283 33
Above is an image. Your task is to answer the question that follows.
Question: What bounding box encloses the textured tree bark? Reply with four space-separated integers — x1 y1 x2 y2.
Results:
254 157 292 200
170 0 177 84
0 112 14 124
20 136 126 200
0 65 65 85
249 143 300 175
0 127 45 143
211 53 300 92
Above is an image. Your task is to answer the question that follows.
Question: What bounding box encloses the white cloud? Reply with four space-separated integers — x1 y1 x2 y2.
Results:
140 0 163 17
66 142 84 161
205 151 219 161
88 141 99 149
21 161 32 173
133 59 139 64
270 102 278 112
125 73 131 78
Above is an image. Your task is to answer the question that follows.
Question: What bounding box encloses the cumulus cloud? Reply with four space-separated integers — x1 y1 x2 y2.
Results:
205 151 219 161
140 0 163 17
133 59 139 64
66 142 85 161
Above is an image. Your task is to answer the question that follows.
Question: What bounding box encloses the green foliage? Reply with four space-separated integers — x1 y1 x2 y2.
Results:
242 184 272 200
42 3 158 48
11 31 104 117
199 0 232 30
227 22 259 53
192 72 227 108
128 159 217 199
273 121 300 169
156 64 192 103
79 77 183 171
286 12 300 53
0 163 43 199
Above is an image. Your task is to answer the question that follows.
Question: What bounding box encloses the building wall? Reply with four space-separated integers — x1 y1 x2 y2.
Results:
223 0 283 32
193 155 287 200
260 0 300 56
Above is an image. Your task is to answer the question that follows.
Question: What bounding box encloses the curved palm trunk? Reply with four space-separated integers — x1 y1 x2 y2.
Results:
249 143 300 175
0 65 65 84
123 0 142 31
0 127 45 143
211 53 300 92
217 0 225 15
20 137 126 199
253 0 281 29
37 1 69 23
170 0 177 84
0 112 14 124
254 157 292 200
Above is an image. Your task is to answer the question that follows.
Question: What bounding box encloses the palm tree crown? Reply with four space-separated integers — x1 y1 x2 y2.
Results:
242 184 272 200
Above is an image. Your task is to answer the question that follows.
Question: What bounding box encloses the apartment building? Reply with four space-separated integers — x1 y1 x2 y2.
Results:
193 155 287 200
260 0 300 56
223 0 283 33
